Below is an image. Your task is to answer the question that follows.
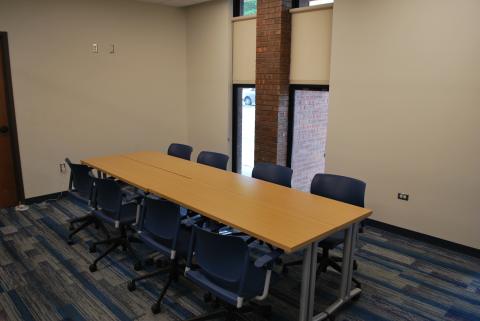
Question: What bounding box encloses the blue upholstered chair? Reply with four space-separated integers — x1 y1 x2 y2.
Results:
127 196 192 314
65 158 111 245
251 162 293 188
197 151 229 170
241 163 292 246
194 151 229 231
184 226 282 321
283 173 366 289
88 175 143 273
168 143 193 160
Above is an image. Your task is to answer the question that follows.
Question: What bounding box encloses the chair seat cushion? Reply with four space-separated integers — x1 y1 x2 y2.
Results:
187 270 240 306
186 263 270 307
318 231 345 249
93 202 137 226
139 225 191 259
186 259 275 307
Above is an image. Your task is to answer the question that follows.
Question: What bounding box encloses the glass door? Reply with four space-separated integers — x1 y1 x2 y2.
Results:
232 85 256 176
288 85 329 191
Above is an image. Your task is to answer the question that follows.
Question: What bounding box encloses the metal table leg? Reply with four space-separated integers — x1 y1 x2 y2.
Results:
313 223 361 321
299 242 317 321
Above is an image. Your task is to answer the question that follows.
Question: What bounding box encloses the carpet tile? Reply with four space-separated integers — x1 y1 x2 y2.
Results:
0 196 479 321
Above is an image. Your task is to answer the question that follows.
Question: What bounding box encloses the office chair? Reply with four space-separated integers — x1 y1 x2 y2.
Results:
88 174 143 272
197 151 229 170
193 151 229 230
283 173 366 289
66 158 110 245
184 226 283 321
127 196 191 314
236 162 293 245
252 162 292 188
168 143 193 160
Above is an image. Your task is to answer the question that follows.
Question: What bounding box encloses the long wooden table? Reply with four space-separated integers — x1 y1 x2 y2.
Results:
82 152 372 321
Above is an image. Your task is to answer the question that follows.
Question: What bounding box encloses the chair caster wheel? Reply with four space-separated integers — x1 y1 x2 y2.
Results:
127 281 136 292
89 245 96 253
69 225 75 231
89 264 97 272
134 262 142 271
151 303 161 314
67 239 75 245
203 293 212 303
145 257 155 266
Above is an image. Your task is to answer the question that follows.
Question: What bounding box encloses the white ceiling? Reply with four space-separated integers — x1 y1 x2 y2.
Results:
136 0 213 7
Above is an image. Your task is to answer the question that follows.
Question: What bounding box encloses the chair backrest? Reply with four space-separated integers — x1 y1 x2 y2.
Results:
190 226 249 289
65 158 93 200
310 174 366 207
168 143 193 160
252 162 293 188
91 175 123 214
140 196 182 243
197 151 229 170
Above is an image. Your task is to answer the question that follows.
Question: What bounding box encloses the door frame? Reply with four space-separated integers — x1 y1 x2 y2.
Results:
232 84 255 173
1 31 24 203
286 84 330 167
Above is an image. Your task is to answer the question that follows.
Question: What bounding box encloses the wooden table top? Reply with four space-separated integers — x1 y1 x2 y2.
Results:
82 152 372 253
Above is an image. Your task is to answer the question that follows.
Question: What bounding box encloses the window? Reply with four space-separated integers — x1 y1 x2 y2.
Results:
232 85 256 176
234 0 257 17
287 85 329 191
292 0 333 8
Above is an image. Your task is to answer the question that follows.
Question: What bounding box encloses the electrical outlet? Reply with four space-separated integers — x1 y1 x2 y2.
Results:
92 43 98 53
398 193 409 201
59 163 66 173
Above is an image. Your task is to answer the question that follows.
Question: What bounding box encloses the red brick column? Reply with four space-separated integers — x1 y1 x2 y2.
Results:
255 0 292 165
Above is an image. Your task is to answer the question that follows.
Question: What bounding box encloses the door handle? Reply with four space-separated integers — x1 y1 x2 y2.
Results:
0 126 9 134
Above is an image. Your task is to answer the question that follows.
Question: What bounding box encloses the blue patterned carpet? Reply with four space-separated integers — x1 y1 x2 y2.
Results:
0 196 479 321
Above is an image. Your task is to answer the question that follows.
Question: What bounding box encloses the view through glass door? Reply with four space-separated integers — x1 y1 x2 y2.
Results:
232 85 256 176
288 85 330 191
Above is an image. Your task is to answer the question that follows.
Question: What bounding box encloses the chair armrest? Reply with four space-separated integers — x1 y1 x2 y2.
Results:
254 249 283 269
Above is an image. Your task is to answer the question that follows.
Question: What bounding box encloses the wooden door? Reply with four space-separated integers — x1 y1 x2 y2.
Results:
0 36 19 207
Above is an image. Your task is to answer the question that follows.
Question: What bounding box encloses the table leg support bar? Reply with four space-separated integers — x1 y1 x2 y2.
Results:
311 223 361 321
312 288 362 321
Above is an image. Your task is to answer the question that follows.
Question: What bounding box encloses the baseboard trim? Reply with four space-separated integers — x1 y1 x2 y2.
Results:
24 191 67 205
365 219 480 259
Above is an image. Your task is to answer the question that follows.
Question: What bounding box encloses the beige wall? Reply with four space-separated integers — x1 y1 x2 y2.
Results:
0 0 188 198
327 0 480 248
233 17 256 84
186 0 232 162
290 7 332 85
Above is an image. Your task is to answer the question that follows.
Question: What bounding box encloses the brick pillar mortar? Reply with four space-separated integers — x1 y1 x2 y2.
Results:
255 0 292 165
